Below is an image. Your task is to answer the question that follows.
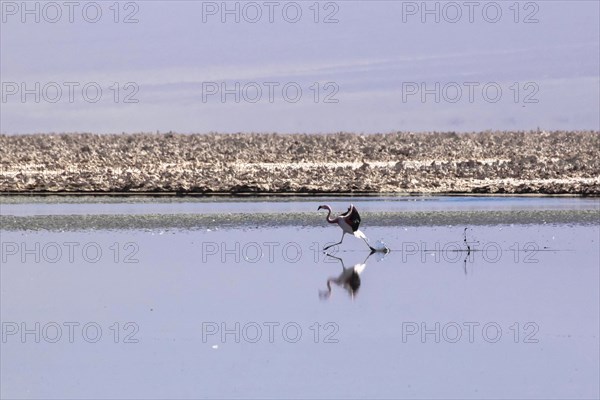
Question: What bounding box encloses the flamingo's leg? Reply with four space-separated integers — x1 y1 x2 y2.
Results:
324 232 345 251
361 237 376 253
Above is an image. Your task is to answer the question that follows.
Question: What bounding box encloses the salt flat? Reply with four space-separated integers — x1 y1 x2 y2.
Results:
2 131 598 194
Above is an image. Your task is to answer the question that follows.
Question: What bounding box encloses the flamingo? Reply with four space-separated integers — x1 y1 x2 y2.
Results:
318 204 375 252
319 253 371 300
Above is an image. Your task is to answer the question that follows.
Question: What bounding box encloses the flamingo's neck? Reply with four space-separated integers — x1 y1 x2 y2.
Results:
324 206 337 223
326 279 333 291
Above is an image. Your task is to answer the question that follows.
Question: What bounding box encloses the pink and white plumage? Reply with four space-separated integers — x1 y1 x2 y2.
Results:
318 204 375 252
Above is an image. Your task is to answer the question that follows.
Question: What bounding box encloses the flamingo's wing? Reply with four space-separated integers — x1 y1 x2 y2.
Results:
346 271 361 293
342 204 361 232
353 263 367 275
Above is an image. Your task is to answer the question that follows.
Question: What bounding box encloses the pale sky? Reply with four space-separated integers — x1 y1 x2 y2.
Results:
1 0 599 133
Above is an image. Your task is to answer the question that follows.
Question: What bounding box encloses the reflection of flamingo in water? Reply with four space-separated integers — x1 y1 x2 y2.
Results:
319 253 373 300
318 204 375 252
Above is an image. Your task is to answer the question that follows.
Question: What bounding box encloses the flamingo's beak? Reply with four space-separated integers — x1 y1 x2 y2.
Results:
317 205 323 210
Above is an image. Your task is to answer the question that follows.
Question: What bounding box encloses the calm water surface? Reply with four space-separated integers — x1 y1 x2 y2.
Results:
1 196 599 399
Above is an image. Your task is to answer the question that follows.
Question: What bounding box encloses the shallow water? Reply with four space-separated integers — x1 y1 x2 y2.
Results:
1 196 599 399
